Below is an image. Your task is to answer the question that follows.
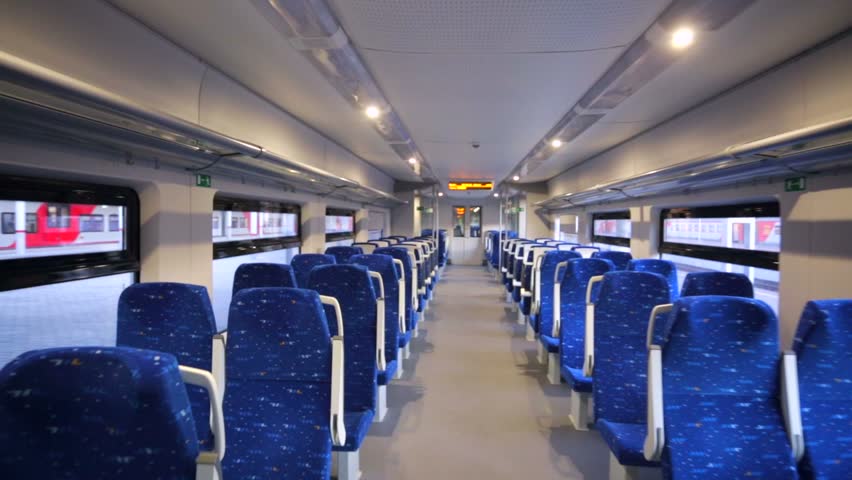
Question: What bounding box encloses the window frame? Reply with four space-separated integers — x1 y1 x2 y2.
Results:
659 201 780 270
213 195 302 260
324 207 355 242
591 210 631 248
0 176 140 292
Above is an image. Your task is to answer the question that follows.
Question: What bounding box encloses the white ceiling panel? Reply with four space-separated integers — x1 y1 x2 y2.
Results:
107 0 421 182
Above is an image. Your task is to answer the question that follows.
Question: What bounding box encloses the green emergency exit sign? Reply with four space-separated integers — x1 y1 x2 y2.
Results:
195 174 212 188
784 176 806 192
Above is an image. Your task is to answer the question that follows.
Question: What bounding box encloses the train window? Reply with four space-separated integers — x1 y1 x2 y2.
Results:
557 214 579 243
469 206 482 238
453 206 465 237
79 214 105 232
325 208 355 245
592 211 631 252
108 213 120 232
211 195 301 329
659 202 780 313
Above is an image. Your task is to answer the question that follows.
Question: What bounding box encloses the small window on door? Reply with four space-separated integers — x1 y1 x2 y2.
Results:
469 206 481 238
453 206 465 237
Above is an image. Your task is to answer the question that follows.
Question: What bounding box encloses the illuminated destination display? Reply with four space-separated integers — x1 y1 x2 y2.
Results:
448 181 493 191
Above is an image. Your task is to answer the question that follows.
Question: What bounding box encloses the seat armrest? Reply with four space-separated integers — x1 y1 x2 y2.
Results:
521 289 532 298
582 275 604 377
368 271 387 371
644 345 665 461
195 451 222 480
646 304 673 349
392 259 407 333
780 351 804 462
180 366 225 461
551 261 569 337
211 334 226 407
319 296 345 337
512 280 522 288
330 336 347 447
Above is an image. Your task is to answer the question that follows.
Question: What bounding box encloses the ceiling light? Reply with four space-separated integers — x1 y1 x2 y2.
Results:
671 27 695 49
493 193 499 198
438 192 444 197
512 175 520 181
408 157 417 165
551 139 563 148
365 105 381 119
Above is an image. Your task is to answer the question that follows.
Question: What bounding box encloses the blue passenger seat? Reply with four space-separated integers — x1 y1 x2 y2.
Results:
680 271 753 297
628 258 679 299
652 296 798 479
325 245 364 264
591 250 633 270
593 271 670 474
0 347 222 479
223 287 344 479
535 250 581 383
793 299 852 480
309 265 379 479
375 246 417 349
232 262 297 295
117 282 218 445
291 253 337 288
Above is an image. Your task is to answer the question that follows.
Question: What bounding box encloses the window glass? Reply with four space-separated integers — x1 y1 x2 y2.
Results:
325 238 354 248
325 215 354 234
592 211 631 248
453 206 465 237
212 210 298 243
469 206 481 237
0 200 128 261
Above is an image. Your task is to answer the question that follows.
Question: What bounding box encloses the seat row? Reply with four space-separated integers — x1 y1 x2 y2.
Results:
0 235 444 480
486 232 850 480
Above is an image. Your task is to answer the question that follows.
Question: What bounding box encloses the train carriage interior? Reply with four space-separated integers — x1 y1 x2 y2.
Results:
1 1 852 479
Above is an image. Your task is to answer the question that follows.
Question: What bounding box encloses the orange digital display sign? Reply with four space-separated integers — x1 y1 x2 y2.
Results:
448 181 493 191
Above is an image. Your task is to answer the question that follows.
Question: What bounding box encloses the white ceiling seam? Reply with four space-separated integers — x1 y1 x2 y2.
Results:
249 0 439 183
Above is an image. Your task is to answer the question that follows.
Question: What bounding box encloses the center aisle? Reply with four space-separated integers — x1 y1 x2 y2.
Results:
359 265 610 479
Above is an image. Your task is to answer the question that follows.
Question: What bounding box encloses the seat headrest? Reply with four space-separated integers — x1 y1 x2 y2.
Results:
308 264 377 336
324 246 364 264
232 263 297 296
0 347 198 477
793 299 852 399
628 259 679 298
591 251 633 270
227 287 332 382
290 253 336 288
681 271 753 298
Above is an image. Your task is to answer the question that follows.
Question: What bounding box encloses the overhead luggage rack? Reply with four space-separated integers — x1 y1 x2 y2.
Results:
0 51 407 208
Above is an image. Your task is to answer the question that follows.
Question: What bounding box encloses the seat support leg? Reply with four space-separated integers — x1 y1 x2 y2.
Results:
404 344 411 359
376 385 388 422
414 323 420 338
536 342 546 364
569 390 592 431
395 349 404 379
334 451 361 480
547 353 561 384
505 292 512 303
608 452 662 480
525 322 536 341
516 309 525 325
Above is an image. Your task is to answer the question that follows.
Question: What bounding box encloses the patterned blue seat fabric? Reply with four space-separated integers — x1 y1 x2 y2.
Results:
309 265 377 451
291 253 336 288
536 251 581 349
680 271 753 298
0 347 199 479
557 259 614 392
520 250 536 316
628 259 679 299
658 296 797 479
793 299 852 480
325 246 364 264
374 247 416 347
351 254 401 385
117 282 216 444
591 250 633 271
232 262 297 296
224 287 335 479
594 271 670 467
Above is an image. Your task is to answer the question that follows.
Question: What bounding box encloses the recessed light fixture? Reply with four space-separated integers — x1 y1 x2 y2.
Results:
551 139 563 148
408 157 417 165
671 27 695 49
365 105 381 119
438 192 444 197
512 175 520 181
493 193 499 198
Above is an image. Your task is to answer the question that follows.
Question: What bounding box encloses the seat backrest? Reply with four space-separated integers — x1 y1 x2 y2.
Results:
537 251 581 335
628 258 679 299
374 247 415 331
571 245 600 258
117 282 216 441
352 242 377 254
291 253 336 288
232 263 297 296
350 254 400 366
325 245 364 264
556 258 613 369
224 287 333 479
660 296 796 479
792 299 852 480
0 347 198 479
371 240 391 248
309 265 377 413
594 271 670 424
591 250 633 270
681 271 753 298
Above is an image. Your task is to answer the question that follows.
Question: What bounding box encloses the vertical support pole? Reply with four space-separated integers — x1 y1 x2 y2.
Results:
14 201 26 257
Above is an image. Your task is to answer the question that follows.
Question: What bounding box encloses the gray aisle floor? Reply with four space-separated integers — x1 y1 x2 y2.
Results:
359 265 610 479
